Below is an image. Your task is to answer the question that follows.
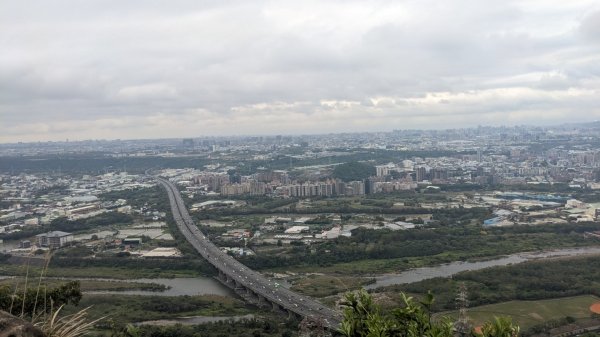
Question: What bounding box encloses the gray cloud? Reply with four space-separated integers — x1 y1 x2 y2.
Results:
580 10 600 42
1 0 600 142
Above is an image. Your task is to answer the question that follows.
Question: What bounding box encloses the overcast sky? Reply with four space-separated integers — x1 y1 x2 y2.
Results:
1 0 600 142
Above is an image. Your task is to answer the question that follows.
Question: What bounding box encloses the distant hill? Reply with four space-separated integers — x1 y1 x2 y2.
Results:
332 161 375 182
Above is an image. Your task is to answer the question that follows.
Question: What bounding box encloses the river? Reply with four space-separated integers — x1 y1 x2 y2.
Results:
0 275 233 296
5 247 600 296
79 277 233 297
113 247 600 295
364 246 600 289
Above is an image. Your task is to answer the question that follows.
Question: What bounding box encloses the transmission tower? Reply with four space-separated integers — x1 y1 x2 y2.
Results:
454 282 471 337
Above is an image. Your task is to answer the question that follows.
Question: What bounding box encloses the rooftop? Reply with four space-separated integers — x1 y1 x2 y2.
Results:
36 231 72 238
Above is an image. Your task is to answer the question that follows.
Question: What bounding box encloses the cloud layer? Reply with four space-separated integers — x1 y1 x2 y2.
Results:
1 0 599 142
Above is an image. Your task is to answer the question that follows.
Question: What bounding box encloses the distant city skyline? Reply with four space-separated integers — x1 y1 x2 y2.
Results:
1 120 599 145
0 120 600 146
1 1 599 143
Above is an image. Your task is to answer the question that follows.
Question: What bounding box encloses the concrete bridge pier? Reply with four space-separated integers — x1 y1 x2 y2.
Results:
231 279 246 296
257 294 267 307
244 288 260 305
248 291 270 309
230 286 264 307
226 275 235 287
215 272 236 291
272 302 286 314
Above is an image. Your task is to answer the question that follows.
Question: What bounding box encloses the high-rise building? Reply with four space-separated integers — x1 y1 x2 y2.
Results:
431 168 448 180
416 167 427 182
376 165 389 177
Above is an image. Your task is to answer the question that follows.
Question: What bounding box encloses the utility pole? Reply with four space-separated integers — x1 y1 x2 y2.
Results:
454 282 471 337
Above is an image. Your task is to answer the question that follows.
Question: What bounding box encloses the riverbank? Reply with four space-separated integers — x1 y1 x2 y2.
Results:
0 277 168 292
0 264 210 279
137 314 255 326
365 246 600 289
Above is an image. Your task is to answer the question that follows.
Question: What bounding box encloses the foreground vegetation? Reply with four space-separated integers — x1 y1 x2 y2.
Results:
339 290 519 337
0 280 82 318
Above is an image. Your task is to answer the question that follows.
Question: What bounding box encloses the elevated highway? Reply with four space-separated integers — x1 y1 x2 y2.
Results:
157 177 343 329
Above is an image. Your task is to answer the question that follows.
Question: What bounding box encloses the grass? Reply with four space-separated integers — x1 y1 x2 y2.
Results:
34 305 103 337
434 295 600 330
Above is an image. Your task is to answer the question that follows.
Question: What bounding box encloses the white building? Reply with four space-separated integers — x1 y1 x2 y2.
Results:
565 199 587 209
36 231 74 248
321 227 341 239
285 225 310 234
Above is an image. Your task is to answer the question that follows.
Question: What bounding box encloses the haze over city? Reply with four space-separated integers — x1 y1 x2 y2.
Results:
1 0 600 143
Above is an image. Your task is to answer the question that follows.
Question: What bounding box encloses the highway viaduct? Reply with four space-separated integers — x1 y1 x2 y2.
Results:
157 177 343 330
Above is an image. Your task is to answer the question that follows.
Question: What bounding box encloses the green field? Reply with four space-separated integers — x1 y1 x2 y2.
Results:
435 295 600 329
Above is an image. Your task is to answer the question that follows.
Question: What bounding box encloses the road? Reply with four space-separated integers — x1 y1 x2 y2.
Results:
157 177 343 329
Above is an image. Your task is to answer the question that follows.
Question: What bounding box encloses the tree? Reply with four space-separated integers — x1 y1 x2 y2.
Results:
338 290 453 337
480 317 519 337
0 280 82 317
333 162 376 182
338 290 520 337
